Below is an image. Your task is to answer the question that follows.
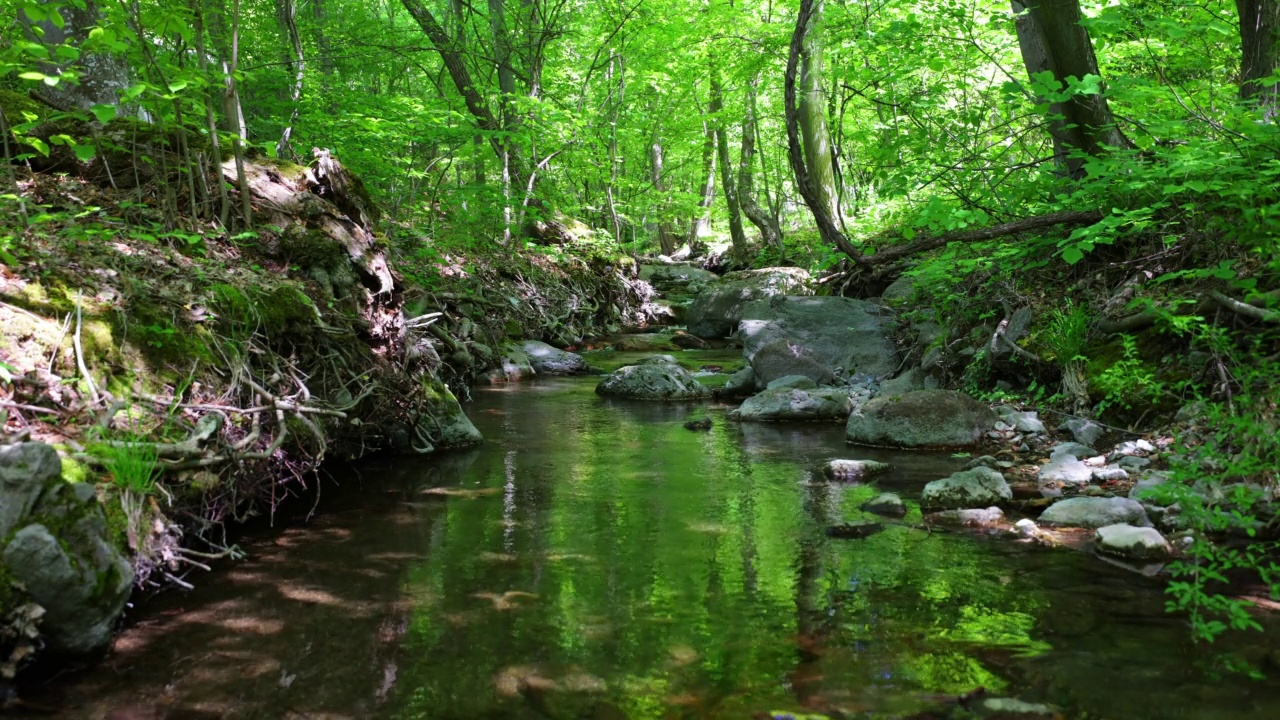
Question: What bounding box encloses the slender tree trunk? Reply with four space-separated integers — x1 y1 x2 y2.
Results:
650 137 677 255
799 0 839 221
229 0 251 226
687 115 717 248
1011 0 1131 178
276 0 306 158
24 0 129 113
1237 0 1280 118
738 72 783 252
711 68 748 262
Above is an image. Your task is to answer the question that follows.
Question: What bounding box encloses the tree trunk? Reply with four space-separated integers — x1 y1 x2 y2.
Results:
276 0 306 158
711 68 749 262
1237 0 1280 117
786 0 863 263
738 72 783 252
799 0 839 221
687 115 717 249
650 137 677 256
1011 0 1131 178
24 0 130 113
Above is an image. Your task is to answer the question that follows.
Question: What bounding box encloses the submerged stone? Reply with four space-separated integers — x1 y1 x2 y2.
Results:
921 467 1012 510
595 363 711 401
862 492 907 518
731 387 855 423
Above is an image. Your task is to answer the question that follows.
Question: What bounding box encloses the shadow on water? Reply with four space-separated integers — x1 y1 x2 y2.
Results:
40 376 1280 719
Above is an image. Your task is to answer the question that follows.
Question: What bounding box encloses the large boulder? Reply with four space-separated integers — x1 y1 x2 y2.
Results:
0 443 132 655
1039 497 1151 528
1094 523 1172 561
921 467 1012 510
685 267 812 339
845 390 998 448
416 378 484 451
738 295 899 386
480 344 537 384
520 340 590 375
730 387 857 423
639 263 718 292
596 363 711 401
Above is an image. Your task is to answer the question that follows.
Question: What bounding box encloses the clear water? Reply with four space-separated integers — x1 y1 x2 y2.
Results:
46 367 1280 719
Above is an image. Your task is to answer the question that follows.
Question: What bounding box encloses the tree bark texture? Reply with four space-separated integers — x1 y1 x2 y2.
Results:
25 0 129 112
738 72 783 251
275 0 306 158
1011 0 1131 178
799 0 839 220
711 69 749 261
650 138 677 255
687 115 717 247
1237 0 1280 117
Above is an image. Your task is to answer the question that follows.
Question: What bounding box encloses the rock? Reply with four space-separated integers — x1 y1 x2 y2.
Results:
0 443 132 656
825 521 884 539
738 295 899 386
927 506 1005 527
1049 442 1097 459
0 443 62 539
1014 518 1039 537
993 406 1045 434
638 263 718 291
683 418 712 431
861 492 907 518
482 345 537 384
880 275 916 302
824 459 892 481
1128 471 1172 502
921 467 1012 510
642 354 680 365
1116 455 1151 471
721 367 756 398
1062 417 1104 447
1039 496 1151 528
766 374 817 390
1175 401 1208 423
846 390 998 448
596 363 711 401
1113 439 1156 456
612 333 678 352
879 367 934 395
732 387 856 422
988 308 1032 366
419 378 484 449
1037 452 1093 486
520 340 590 375
686 267 812 338
1094 523 1172 561
965 455 1001 470
1091 466 1129 483
670 331 711 350
978 697 1061 718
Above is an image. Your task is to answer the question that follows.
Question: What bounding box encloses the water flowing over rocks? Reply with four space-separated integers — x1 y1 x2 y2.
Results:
845 390 998 448
595 363 711 401
0 443 132 655
1039 497 1152 528
685 267 812 339
921 467 1012 510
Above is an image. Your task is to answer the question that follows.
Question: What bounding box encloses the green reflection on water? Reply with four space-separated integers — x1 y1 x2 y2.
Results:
383 377 1047 719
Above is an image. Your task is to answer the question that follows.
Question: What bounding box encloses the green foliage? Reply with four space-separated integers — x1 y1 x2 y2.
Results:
91 434 159 496
1094 334 1164 416
1042 302 1090 365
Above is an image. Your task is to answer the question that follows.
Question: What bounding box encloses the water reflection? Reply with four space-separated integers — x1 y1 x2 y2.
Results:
46 376 1280 719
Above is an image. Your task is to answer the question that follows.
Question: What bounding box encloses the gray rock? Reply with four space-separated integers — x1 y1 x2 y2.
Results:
1129 471 1172 502
0 442 62 539
1037 452 1093 486
993 406 1045 434
1039 496 1151 528
879 367 933 396
738 295 899 386
766 374 817 391
722 367 756 398
927 506 1005 527
880 275 916 302
686 267 812 338
596 363 711 401
824 459 892 480
1113 439 1156 456
1117 455 1152 471
978 698 1060 717
520 340 590 375
638 263 718 291
921 467 1012 510
1049 442 1097 459
1095 523 1172 561
732 387 855 422
988 308 1032 366
642 354 680 365
482 345 537 384
1014 518 1039 537
913 321 945 349
1063 417 1104 447
1092 466 1130 483
965 455 1000 470
846 390 998 448
419 379 484 449
862 492 906 518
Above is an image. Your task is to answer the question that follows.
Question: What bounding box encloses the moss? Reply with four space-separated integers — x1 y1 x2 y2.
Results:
60 454 89 484
254 284 320 335
120 301 215 370
0 90 44 123
279 225 343 269
256 155 310 182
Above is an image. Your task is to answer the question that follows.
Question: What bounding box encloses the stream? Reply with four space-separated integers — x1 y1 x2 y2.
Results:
44 351 1280 719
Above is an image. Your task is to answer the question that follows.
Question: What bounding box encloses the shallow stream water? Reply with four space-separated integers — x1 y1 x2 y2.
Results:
44 356 1280 719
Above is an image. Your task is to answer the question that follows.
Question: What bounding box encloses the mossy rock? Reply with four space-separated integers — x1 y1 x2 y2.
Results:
254 284 320 335
0 90 46 124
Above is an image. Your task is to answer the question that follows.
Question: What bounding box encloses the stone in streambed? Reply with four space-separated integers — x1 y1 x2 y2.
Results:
595 363 711 401
926 506 1005 528
861 492 907 518
1037 451 1093 486
520 340 591 375
1094 523 1172 561
738 295 899 386
921 467 1012 510
825 521 884 539
685 267 813 339
731 387 856 423
824 459 892 481
845 389 998 448
1039 496 1151 528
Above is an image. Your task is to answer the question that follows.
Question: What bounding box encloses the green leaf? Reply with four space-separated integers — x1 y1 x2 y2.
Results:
1062 246 1085 265
25 137 49 157
18 71 46 82
73 144 97 162
90 104 117 124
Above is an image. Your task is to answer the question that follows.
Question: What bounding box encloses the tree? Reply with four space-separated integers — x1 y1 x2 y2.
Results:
710 66 748 261
798 0 839 220
1011 0 1131 178
1237 0 1280 117
22 0 129 112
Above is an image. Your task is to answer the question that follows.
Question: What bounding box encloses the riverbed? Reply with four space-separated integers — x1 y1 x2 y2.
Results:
44 360 1280 719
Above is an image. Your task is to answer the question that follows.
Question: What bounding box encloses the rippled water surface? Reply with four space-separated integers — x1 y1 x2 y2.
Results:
47 365 1280 719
